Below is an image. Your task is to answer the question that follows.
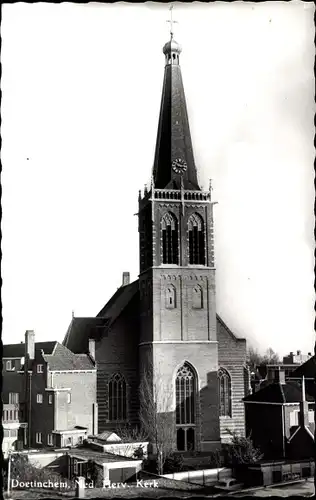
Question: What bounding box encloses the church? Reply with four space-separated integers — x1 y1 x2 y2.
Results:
63 28 249 454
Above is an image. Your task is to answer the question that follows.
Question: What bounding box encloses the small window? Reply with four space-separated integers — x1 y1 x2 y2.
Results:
67 437 72 446
3 410 8 421
48 394 53 404
67 393 71 404
166 285 176 309
308 411 314 423
36 432 42 444
6 360 13 371
74 460 78 474
9 393 19 404
4 430 9 438
37 364 44 373
78 436 83 444
47 434 54 446
37 394 43 404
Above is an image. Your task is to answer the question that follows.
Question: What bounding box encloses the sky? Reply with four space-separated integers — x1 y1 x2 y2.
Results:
1 1 315 356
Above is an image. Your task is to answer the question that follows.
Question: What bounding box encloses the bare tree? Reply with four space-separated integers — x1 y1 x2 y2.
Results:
247 346 280 370
138 358 174 475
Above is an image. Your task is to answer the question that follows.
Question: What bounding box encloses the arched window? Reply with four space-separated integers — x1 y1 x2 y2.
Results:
166 285 176 309
108 373 127 422
175 362 196 451
192 285 203 309
218 368 231 417
162 212 179 265
188 213 205 265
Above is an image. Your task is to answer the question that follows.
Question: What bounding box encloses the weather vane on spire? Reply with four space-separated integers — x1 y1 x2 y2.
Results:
166 4 178 39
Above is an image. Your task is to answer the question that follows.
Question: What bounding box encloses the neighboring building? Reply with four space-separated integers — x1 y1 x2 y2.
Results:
2 330 97 455
3 340 57 456
244 371 314 460
283 351 313 365
250 360 312 394
63 30 249 454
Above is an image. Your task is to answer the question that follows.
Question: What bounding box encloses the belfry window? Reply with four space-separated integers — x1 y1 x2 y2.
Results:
162 212 179 265
175 362 196 451
108 373 127 422
188 213 205 265
218 368 231 417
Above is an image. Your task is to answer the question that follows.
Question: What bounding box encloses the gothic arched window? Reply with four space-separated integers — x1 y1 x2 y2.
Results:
175 362 196 451
218 368 231 417
188 213 205 265
166 285 176 309
108 373 127 422
162 212 179 265
192 285 203 309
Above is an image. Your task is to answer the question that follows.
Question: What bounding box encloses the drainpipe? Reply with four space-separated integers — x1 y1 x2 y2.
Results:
281 405 286 458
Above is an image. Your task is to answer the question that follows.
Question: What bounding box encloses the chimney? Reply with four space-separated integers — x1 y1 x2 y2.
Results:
88 339 95 362
275 368 285 385
308 352 312 357
299 376 309 427
122 272 130 287
297 350 301 356
25 330 35 361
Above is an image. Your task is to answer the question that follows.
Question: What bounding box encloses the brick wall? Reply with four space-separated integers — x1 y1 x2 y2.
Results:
96 297 139 433
217 317 247 438
151 342 220 451
245 403 283 458
30 353 54 448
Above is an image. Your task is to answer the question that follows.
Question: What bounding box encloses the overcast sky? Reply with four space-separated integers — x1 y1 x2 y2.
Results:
1 1 315 356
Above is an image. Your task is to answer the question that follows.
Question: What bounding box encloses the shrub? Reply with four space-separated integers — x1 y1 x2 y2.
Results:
163 453 184 474
223 430 263 467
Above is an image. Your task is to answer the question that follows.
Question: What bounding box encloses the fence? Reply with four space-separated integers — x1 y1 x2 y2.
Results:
162 467 232 486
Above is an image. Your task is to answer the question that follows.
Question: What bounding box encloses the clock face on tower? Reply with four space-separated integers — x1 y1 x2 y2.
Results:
172 158 187 174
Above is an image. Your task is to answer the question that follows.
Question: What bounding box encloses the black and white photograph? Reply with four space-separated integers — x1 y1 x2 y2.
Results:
1 2 315 498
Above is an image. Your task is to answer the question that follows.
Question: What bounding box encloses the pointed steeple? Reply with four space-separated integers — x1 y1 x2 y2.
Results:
152 18 200 191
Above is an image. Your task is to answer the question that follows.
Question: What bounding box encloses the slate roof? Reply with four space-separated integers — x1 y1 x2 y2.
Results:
96 280 139 321
63 280 139 354
42 343 95 371
152 51 200 190
3 341 57 358
244 381 314 404
68 448 139 465
291 356 316 378
63 317 110 354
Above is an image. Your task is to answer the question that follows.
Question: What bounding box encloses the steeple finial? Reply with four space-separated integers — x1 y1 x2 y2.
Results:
166 4 178 39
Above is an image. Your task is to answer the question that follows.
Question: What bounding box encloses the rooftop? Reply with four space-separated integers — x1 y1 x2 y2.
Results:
244 381 314 404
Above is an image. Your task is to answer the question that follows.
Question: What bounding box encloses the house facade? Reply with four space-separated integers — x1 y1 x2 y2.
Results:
244 373 314 460
2 331 98 455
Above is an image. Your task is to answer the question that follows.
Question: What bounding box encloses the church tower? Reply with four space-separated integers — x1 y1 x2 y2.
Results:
138 24 220 452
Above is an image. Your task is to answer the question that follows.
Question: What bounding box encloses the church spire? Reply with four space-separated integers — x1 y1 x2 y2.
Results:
152 8 200 191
